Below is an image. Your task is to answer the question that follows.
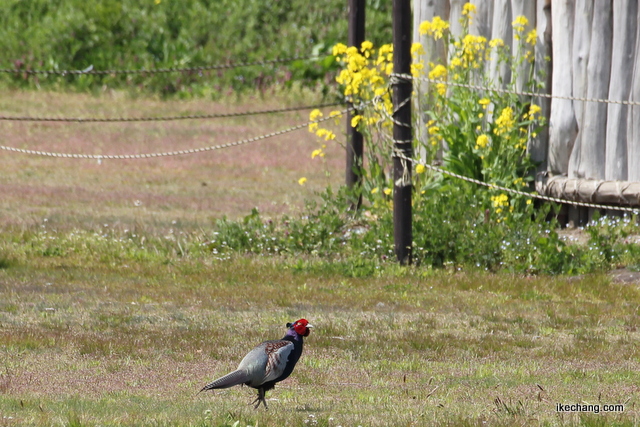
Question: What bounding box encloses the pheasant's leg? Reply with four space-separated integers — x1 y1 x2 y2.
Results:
251 388 268 410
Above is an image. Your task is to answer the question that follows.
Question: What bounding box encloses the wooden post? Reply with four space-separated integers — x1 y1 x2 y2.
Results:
393 0 413 265
346 0 365 209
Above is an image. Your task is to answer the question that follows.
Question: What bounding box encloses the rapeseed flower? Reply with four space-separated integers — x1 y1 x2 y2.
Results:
419 16 449 40
428 64 447 80
489 38 504 49
494 106 515 136
525 29 537 45
491 193 509 208
475 134 489 149
462 3 476 16
411 42 425 56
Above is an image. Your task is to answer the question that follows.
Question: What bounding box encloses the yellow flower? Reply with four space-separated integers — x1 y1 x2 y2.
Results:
428 125 440 135
332 43 348 56
436 83 447 96
309 109 323 121
384 63 394 75
371 187 379 194
513 15 529 32
528 103 541 118
489 38 504 49
475 134 489 149
479 98 491 108
383 188 392 196
416 164 426 174
428 64 447 80
311 149 323 159
419 17 449 40
491 193 509 208
461 34 487 64
411 42 425 56
526 29 537 45
411 62 425 77
494 106 515 136
329 110 343 125
361 40 374 54
450 57 463 69
315 128 335 141
379 44 393 55
351 114 363 128
462 3 476 16
526 199 532 205
298 177 307 185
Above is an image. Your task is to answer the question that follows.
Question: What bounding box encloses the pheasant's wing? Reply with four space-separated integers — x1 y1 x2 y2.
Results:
261 340 294 383
237 340 294 386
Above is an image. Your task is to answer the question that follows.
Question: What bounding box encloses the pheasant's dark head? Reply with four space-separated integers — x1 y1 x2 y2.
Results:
287 319 313 337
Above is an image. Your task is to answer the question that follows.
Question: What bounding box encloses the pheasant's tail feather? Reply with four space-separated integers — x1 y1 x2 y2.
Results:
200 370 249 393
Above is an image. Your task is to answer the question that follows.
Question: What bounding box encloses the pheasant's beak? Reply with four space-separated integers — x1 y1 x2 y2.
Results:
306 324 314 329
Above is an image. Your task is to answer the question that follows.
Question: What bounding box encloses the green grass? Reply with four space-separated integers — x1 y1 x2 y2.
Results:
1 238 640 426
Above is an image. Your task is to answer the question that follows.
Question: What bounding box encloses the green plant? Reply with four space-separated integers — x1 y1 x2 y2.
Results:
0 0 392 97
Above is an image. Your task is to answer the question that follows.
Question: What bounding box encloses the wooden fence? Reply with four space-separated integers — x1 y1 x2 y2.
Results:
413 0 640 212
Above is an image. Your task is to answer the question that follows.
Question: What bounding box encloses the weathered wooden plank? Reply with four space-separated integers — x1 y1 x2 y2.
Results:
470 0 493 39
548 0 577 174
567 0 594 177
449 0 465 38
573 1 612 179
529 0 552 172
489 0 512 86
536 173 640 207
605 0 636 180
627 3 640 181
511 0 536 92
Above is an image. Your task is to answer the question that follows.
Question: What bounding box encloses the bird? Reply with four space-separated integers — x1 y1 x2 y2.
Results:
199 318 313 409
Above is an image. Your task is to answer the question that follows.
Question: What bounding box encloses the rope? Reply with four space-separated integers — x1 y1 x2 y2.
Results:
0 102 344 123
394 73 640 106
394 151 640 214
0 104 357 160
0 55 324 76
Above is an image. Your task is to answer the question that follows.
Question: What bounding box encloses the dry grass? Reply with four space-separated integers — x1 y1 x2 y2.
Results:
2 90 640 426
0 88 344 230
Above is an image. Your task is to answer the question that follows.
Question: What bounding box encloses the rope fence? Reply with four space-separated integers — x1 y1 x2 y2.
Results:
0 103 358 160
391 73 640 107
0 55 324 76
393 151 640 214
0 102 343 123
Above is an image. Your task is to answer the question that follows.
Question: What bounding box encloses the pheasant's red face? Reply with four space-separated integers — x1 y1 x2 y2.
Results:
292 319 313 337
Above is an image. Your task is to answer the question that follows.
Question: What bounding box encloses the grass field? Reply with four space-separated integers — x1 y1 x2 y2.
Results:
2 90 640 426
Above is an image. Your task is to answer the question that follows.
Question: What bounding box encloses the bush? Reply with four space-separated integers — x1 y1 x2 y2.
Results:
0 0 392 97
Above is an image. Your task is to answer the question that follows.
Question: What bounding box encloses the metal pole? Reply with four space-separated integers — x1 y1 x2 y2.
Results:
392 0 413 264
346 0 365 209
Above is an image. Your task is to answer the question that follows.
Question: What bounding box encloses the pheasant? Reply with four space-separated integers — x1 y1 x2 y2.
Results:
200 318 313 409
